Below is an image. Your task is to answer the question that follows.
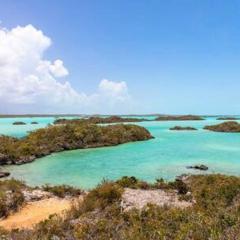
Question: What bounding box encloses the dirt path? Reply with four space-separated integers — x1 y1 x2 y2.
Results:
0 197 76 230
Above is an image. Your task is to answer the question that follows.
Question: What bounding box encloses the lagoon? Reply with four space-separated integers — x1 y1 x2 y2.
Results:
2 116 240 189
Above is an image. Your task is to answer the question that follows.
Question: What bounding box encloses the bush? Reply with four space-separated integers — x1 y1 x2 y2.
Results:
4 175 240 240
116 176 138 188
80 181 123 212
42 184 82 198
169 179 189 194
0 179 26 218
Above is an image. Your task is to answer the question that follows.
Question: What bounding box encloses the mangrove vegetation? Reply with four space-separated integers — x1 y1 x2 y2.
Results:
0 123 153 165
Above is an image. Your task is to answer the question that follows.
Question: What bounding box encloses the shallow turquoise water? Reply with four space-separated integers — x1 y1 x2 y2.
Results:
0 117 54 138
2 116 240 189
0 116 82 138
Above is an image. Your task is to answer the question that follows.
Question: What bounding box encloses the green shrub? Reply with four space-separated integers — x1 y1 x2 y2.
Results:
0 179 26 218
4 175 240 239
42 184 82 198
116 176 138 188
169 179 189 194
80 181 123 213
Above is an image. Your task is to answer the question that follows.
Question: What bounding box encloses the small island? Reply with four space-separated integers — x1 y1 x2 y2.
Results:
0 122 153 165
187 164 208 171
204 121 240 132
217 117 240 120
54 116 149 125
31 122 38 124
12 121 26 125
156 115 204 121
169 126 197 131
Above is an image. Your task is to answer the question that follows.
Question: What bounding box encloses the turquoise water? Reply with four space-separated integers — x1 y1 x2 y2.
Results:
0 116 83 138
1 116 240 189
0 117 54 138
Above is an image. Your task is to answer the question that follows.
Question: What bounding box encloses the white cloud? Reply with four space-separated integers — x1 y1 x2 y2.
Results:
0 24 131 114
99 79 129 101
49 59 69 77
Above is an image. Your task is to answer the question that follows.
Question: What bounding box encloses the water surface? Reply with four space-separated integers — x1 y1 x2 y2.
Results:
2 116 240 189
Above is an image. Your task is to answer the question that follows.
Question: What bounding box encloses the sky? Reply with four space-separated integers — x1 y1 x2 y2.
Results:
0 0 240 115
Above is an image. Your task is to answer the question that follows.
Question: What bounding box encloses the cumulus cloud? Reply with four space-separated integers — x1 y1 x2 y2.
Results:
99 79 128 101
49 59 69 77
0 24 131 113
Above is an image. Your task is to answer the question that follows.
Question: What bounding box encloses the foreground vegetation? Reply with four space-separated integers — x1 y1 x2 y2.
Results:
0 123 152 165
204 121 240 132
0 179 26 218
1 174 240 239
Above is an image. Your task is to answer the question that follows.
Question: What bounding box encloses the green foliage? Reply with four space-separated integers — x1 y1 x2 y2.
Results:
42 184 83 198
0 179 26 218
80 181 123 212
0 123 152 164
4 174 240 239
116 176 138 188
156 115 204 121
189 174 240 211
168 179 189 194
54 116 148 125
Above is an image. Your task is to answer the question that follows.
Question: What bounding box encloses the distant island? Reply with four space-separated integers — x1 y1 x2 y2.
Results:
0 122 153 165
204 121 240 132
54 116 149 125
217 117 240 120
156 115 204 121
169 126 197 131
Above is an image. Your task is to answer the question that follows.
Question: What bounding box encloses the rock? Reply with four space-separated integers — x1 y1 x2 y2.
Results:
22 189 53 202
187 164 208 171
0 153 11 165
31 121 38 124
15 155 36 165
121 188 192 211
12 121 26 125
0 171 10 178
175 174 190 182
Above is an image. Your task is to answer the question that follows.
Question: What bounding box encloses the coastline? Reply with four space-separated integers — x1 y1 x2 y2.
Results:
0 123 153 166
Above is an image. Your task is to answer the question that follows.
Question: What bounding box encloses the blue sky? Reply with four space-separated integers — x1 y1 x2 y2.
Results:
0 0 240 114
